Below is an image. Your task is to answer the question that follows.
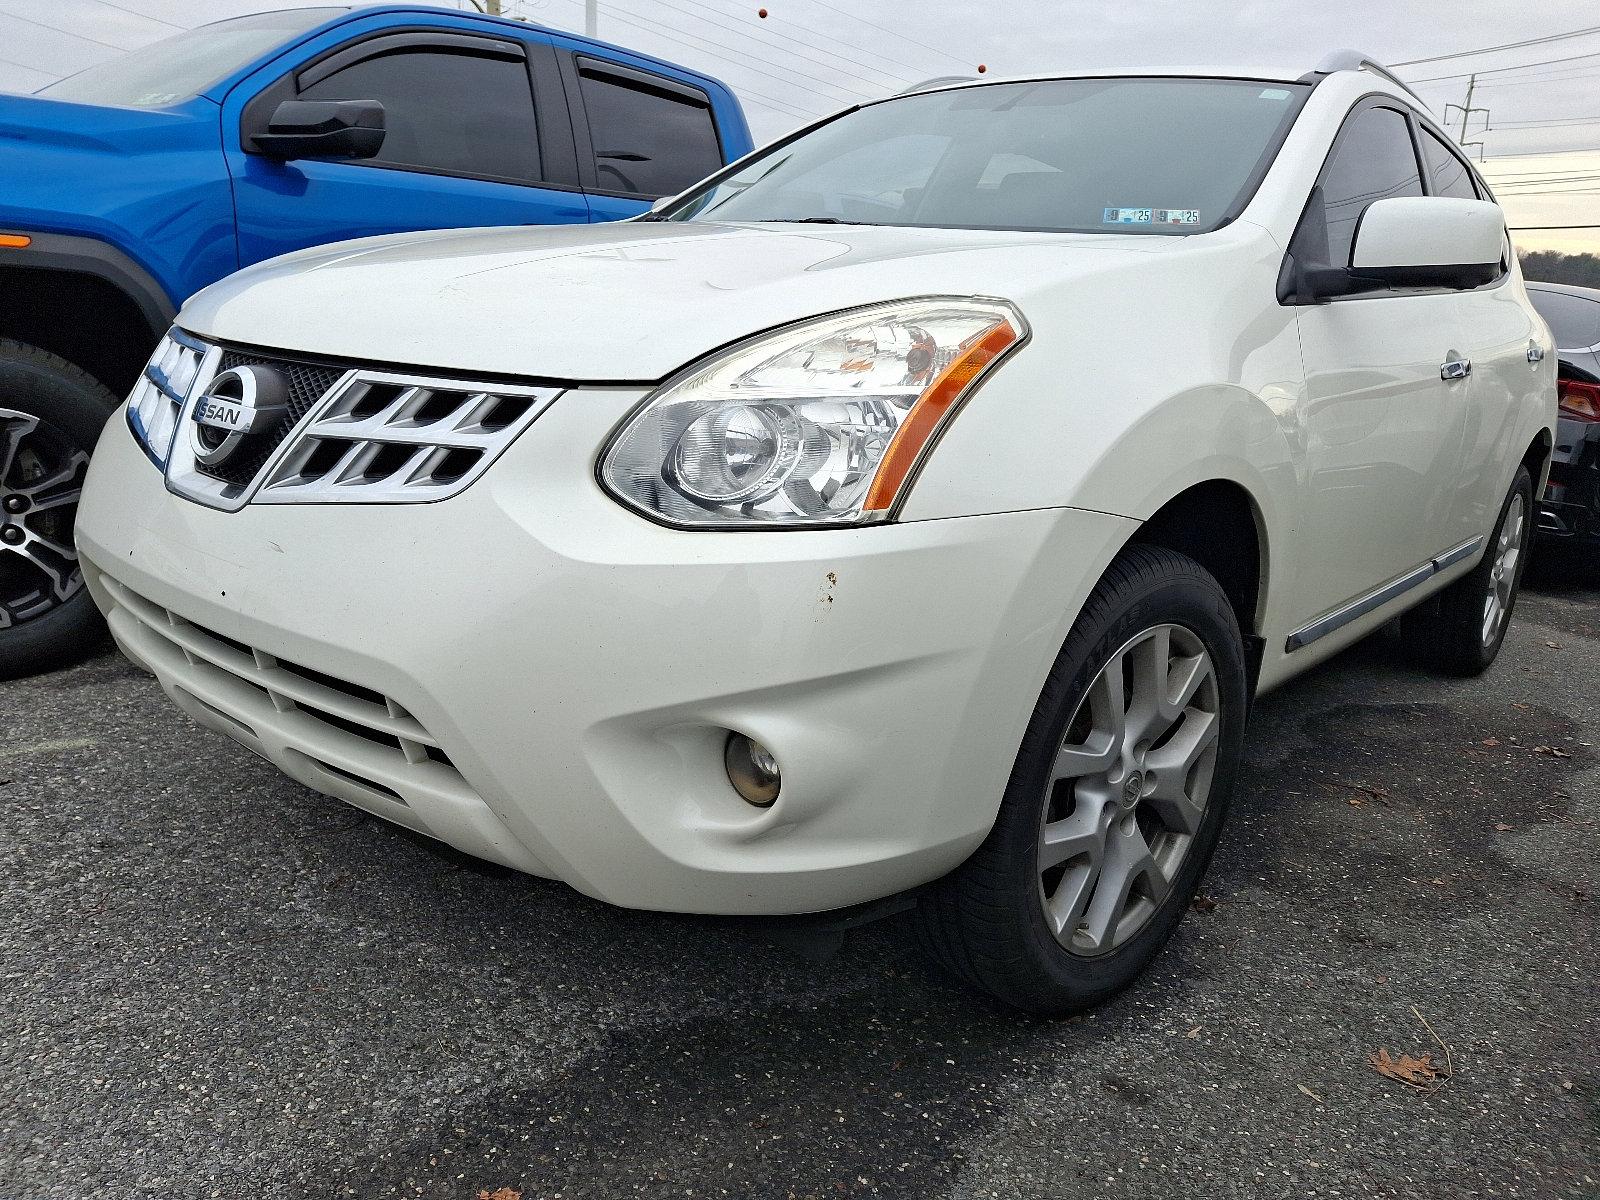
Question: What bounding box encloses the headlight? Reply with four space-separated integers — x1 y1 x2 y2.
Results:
600 297 1026 527
127 329 207 467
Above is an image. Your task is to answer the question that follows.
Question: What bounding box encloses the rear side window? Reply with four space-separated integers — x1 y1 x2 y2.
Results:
1316 105 1423 267
300 49 541 182
1530 289 1600 349
577 64 723 197
1419 127 1478 200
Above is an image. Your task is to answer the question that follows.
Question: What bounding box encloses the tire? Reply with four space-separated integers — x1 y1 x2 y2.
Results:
0 338 120 679
1402 465 1533 677
917 544 1250 1017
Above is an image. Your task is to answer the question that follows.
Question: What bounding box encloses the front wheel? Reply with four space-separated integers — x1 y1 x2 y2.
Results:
917 545 1250 1016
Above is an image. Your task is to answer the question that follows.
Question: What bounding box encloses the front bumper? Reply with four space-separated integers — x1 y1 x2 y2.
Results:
77 389 1136 915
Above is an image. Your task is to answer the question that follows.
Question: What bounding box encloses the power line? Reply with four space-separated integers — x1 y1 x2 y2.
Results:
633 0 900 96
677 0 922 85
565 7 824 118
1491 116 1600 128
81 0 184 30
803 0 972 71
531 0 875 105
1508 223 1600 229
0 9 124 49
1407 48 1600 83
1393 25 1600 67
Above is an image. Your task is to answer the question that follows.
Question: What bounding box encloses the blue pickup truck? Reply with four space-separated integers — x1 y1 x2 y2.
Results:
0 5 752 676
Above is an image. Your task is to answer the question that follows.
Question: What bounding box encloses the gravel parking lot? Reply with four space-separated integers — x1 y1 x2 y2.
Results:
2 561 1596 1200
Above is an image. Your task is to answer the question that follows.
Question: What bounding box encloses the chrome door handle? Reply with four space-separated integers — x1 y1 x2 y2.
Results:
1441 357 1472 381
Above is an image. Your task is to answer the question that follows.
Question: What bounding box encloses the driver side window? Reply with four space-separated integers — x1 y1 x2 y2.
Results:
1314 105 1423 268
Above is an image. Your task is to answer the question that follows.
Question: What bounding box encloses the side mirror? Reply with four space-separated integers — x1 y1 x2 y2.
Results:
649 197 673 214
1292 196 1505 302
251 99 386 161
1349 196 1504 288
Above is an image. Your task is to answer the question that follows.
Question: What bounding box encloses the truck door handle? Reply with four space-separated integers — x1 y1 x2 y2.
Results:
1440 357 1472 381
1527 343 1545 363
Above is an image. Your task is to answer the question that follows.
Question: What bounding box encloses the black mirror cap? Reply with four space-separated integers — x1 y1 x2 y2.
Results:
250 99 386 161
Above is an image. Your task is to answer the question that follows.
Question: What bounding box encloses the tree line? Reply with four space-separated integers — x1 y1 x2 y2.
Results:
1519 250 1600 289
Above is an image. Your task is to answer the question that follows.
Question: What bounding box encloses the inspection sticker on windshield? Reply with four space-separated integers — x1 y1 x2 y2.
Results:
1154 208 1201 226
1103 207 1152 225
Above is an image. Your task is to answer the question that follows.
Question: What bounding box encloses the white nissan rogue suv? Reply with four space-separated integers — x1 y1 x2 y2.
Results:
74 53 1555 1014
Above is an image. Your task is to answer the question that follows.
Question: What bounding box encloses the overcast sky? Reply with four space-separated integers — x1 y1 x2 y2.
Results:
1 0 1596 253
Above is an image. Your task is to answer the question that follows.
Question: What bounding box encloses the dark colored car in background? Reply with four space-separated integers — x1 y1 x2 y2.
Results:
1526 282 1600 553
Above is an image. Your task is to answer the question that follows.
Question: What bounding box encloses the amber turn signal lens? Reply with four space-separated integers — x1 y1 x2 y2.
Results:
863 322 1021 512
0 234 32 249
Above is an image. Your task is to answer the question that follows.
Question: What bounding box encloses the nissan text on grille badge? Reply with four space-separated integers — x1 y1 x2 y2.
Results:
190 365 289 467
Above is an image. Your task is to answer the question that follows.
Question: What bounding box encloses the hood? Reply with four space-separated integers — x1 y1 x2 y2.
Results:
180 221 1194 383
0 94 224 249
0 92 214 157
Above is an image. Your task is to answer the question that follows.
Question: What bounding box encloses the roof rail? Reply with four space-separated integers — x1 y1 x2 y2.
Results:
896 75 977 96
1301 49 1431 110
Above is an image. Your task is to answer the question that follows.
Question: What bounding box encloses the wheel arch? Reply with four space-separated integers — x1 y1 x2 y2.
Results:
1123 476 1271 693
0 233 175 399
1521 425 1553 493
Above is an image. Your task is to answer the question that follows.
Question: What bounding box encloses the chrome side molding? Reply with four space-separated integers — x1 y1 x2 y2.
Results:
1285 536 1483 651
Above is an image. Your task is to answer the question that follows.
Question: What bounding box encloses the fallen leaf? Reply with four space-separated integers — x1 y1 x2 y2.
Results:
1348 795 1366 807
1511 702 1530 710
1545 640 1562 649
1185 1026 1202 1039
1191 894 1218 913
1481 737 1501 747
1297 1083 1324 1103
1371 1047 1448 1088
477 1190 522 1200
1375 974 1389 985
1494 822 1514 832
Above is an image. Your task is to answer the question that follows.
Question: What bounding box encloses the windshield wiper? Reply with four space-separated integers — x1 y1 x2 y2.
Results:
754 217 875 225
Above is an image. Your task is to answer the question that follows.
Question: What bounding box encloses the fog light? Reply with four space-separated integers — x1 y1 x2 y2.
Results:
725 732 780 807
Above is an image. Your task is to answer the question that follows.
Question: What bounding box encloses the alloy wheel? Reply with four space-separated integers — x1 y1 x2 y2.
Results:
1481 492 1526 649
1037 623 1221 956
0 408 88 630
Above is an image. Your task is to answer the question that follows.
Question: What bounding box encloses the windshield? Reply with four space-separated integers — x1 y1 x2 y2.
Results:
665 77 1309 235
38 8 342 110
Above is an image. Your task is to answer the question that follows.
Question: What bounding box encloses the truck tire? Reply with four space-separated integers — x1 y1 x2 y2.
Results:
0 338 118 678
916 545 1249 1016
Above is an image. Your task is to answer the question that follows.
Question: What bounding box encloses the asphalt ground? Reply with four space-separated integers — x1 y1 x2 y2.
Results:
2 554 1597 1200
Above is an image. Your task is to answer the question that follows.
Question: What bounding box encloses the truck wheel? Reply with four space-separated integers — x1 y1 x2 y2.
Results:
1403 465 1533 677
917 545 1249 1016
0 339 119 679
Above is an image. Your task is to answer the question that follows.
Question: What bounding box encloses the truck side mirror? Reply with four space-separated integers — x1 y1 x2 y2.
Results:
250 100 386 162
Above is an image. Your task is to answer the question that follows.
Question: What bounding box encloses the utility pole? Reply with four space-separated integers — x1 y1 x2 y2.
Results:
1444 74 1491 158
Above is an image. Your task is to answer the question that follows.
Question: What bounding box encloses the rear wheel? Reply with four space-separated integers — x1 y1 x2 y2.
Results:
0 339 118 679
917 545 1249 1016
1403 465 1533 677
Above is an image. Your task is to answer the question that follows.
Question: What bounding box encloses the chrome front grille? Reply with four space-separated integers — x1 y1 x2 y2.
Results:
126 331 207 464
255 372 560 504
196 350 348 489
155 330 561 510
